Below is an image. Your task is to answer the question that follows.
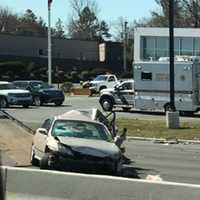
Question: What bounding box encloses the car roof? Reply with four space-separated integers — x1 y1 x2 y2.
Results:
13 80 43 83
0 81 10 84
55 109 107 125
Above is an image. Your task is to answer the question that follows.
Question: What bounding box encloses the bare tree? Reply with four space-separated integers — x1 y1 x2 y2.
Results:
67 0 110 41
0 6 19 33
182 0 200 27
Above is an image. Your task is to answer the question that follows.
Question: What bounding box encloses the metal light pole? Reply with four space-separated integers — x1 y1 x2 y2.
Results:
166 0 179 129
123 21 128 72
48 0 52 85
169 0 175 111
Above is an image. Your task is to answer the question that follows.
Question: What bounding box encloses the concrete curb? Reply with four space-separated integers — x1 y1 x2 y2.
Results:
127 136 200 145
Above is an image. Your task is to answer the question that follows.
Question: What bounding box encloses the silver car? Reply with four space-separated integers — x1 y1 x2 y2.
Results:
31 109 123 174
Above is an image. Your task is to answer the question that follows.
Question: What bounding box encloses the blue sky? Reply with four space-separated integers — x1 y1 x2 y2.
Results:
0 0 158 26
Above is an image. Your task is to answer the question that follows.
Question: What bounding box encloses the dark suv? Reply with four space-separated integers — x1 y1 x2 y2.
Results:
13 80 65 106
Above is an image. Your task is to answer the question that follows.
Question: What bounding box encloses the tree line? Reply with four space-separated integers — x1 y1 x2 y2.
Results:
1 0 200 41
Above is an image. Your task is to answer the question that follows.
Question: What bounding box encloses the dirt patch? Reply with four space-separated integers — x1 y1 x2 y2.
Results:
0 119 33 166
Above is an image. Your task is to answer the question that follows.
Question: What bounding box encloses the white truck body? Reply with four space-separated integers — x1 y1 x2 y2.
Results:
133 61 200 113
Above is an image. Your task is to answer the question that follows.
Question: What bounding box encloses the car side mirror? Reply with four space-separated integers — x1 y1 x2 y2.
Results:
37 128 48 135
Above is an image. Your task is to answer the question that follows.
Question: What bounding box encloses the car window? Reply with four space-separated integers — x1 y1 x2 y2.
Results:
94 75 107 81
108 76 115 82
30 81 51 90
121 82 132 90
13 82 28 89
0 83 16 90
51 120 113 142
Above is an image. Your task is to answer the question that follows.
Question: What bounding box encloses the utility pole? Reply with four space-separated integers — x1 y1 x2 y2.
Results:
48 0 53 85
123 21 128 72
166 0 179 128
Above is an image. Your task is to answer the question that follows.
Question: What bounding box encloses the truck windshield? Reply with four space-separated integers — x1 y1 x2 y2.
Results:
94 75 107 81
0 83 16 90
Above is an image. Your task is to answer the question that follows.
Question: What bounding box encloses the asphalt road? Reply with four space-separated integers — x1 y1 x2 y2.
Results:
2 96 200 185
3 96 200 126
124 140 200 184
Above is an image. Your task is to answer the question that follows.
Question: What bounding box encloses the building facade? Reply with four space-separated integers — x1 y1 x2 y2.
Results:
134 27 200 62
0 34 99 61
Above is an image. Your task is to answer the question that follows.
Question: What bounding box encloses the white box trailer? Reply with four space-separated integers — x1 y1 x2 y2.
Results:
133 60 200 114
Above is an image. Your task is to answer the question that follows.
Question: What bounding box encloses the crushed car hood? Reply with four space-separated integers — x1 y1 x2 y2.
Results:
57 136 120 159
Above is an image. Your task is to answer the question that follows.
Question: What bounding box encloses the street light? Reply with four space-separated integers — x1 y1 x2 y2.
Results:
48 0 53 85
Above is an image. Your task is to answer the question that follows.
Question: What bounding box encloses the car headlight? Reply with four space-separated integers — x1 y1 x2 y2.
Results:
58 144 74 156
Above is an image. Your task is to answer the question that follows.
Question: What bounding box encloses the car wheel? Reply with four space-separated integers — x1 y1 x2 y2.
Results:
100 98 113 111
54 101 63 106
0 97 8 108
122 107 131 112
31 146 39 166
40 153 51 170
33 96 41 106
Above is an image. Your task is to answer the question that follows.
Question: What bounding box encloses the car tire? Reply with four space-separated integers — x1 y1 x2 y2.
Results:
54 101 63 106
0 97 8 108
100 98 113 111
31 146 39 166
33 96 41 106
40 153 51 170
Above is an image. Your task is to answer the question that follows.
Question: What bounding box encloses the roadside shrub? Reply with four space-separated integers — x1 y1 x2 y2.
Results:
61 82 73 93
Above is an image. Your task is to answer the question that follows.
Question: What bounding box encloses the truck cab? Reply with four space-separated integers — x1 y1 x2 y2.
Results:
99 80 134 111
89 74 118 95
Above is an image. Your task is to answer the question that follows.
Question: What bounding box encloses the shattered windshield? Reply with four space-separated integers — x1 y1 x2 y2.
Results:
52 120 113 142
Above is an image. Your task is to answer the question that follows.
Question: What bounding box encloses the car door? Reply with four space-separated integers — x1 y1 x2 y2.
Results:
107 76 116 88
34 118 52 158
113 82 134 105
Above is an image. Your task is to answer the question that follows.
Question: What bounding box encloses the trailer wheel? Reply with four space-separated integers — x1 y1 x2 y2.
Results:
164 103 170 113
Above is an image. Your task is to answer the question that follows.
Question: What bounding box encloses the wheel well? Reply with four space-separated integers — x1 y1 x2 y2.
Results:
99 85 107 91
45 146 50 153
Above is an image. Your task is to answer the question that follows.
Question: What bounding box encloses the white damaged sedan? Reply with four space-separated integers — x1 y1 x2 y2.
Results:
31 109 123 175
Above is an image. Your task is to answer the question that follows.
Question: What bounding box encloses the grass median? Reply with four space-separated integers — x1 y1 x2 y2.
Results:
26 118 200 140
117 118 200 140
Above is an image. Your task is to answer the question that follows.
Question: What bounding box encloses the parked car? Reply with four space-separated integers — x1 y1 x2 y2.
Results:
0 81 32 108
99 79 134 111
31 109 123 174
89 74 119 95
13 80 65 106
